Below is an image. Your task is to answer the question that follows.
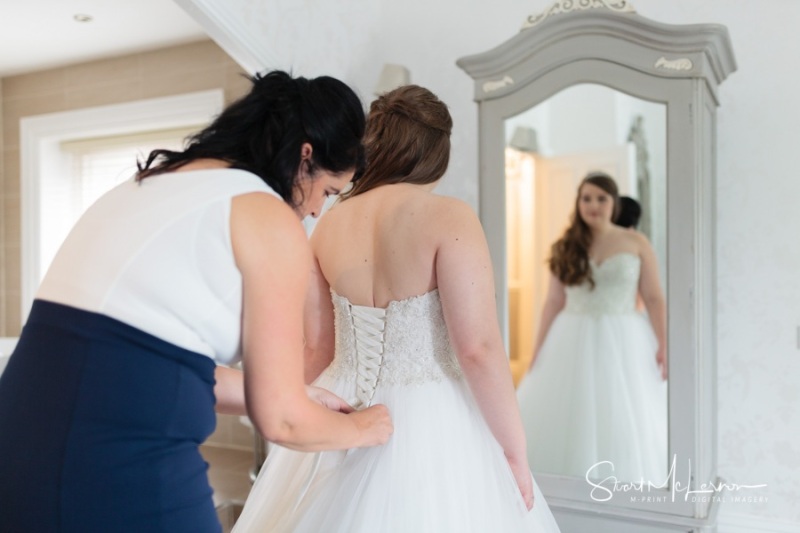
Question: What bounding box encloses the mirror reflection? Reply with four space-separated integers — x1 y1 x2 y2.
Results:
506 84 668 483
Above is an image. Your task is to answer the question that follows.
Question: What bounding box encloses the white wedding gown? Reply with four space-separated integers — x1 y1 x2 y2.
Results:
233 289 561 532
516 253 667 483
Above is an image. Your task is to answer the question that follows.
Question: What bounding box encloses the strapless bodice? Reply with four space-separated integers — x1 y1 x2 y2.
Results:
324 289 463 406
563 253 641 315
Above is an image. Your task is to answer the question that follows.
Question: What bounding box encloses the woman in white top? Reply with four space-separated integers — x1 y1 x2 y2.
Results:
0 70 391 533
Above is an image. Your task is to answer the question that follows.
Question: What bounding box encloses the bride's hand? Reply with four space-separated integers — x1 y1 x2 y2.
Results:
306 385 354 413
656 346 668 380
350 404 393 447
507 455 534 511
526 351 539 373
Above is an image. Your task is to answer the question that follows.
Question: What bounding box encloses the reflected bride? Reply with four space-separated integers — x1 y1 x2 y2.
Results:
516 172 667 483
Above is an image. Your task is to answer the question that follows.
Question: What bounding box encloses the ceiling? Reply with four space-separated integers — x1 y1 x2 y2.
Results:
0 0 209 78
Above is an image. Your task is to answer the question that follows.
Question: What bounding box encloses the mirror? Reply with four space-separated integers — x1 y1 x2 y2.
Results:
504 83 668 484
457 4 736 529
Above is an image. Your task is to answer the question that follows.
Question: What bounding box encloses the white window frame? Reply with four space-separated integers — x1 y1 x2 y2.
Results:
19 90 224 321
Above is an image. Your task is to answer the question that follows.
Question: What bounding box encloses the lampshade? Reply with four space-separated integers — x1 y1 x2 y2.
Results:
374 64 411 95
509 126 538 153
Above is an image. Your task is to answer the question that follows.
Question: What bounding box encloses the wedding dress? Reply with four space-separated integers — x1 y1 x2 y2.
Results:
516 253 667 483
233 289 561 532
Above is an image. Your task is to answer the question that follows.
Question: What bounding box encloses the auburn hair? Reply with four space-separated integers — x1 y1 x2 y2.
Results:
340 84 452 199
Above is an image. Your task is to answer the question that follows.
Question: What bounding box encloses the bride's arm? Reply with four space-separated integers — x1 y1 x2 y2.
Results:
528 274 565 371
434 198 533 510
636 233 668 379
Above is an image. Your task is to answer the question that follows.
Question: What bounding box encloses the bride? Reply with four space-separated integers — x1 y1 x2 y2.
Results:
516 173 668 483
232 85 560 532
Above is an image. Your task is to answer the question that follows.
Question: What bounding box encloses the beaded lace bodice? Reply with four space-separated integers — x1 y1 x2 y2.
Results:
563 253 641 315
324 289 463 406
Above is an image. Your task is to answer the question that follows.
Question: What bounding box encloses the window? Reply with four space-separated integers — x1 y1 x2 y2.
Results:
20 90 224 320
41 127 197 278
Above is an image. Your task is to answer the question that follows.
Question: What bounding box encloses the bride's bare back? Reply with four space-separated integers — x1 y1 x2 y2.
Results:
311 183 454 308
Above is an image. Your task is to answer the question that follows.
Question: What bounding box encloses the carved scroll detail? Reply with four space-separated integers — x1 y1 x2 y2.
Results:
522 0 636 30
483 76 514 93
654 56 694 71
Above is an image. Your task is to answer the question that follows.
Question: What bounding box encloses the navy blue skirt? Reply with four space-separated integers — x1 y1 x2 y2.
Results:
0 300 222 532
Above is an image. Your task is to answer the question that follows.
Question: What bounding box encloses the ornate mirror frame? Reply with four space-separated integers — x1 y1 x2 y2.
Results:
457 3 736 530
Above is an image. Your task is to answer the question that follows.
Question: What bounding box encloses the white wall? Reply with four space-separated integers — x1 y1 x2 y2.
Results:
182 0 800 528
180 0 541 208
628 2 800 529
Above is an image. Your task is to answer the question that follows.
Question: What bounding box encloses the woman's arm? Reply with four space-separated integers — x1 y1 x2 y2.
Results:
303 251 336 384
434 198 533 510
636 233 668 379
230 192 392 451
214 365 352 415
529 274 566 371
214 365 247 415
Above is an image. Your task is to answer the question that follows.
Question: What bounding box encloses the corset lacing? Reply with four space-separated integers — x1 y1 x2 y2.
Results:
294 305 388 511
350 305 387 408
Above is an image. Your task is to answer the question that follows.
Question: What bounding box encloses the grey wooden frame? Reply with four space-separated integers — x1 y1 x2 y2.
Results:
457 7 736 529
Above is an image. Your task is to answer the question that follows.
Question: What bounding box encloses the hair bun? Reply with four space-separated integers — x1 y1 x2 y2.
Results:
343 84 452 199
378 86 452 134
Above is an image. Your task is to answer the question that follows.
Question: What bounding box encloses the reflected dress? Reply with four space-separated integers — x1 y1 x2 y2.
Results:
516 253 667 482
233 289 561 533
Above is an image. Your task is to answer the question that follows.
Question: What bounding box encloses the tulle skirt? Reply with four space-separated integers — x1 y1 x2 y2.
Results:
517 310 667 483
233 370 561 532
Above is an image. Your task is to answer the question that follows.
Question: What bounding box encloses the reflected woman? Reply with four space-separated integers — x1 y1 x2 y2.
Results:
516 172 667 483
615 196 642 230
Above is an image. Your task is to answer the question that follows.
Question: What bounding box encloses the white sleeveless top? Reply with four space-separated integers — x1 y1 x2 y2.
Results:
37 168 280 365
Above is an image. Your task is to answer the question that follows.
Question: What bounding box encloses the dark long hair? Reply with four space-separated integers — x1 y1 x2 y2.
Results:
340 85 452 199
615 196 642 228
548 172 620 288
137 71 366 207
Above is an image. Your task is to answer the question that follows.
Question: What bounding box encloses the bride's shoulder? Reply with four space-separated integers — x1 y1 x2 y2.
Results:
425 193 472 213
419 196 486 244
616 226 654 252
425 195 478 222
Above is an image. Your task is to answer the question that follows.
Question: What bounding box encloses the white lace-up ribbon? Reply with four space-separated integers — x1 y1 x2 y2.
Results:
294 303 387 514
349 305 387 409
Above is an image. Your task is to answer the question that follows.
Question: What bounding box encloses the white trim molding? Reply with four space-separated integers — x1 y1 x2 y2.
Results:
174 0 279 74
20 90 224 321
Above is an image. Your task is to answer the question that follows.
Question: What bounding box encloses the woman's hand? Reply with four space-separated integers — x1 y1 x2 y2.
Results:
349 405 394 447
306 385 354 413
507 455 534 511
